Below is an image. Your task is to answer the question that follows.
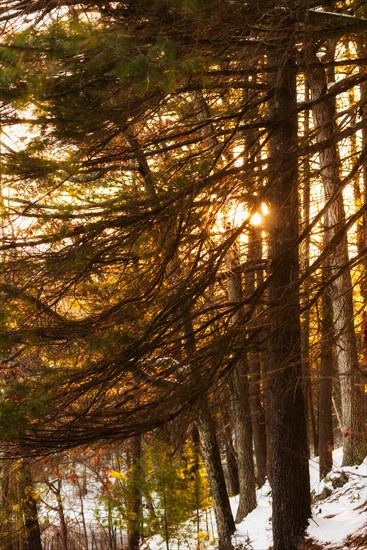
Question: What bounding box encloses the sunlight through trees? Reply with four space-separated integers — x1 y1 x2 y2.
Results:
0 1 366 549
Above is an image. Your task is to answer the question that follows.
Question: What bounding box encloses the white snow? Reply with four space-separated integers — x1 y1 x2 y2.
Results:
146 448 367 549
39 448 367 549
230 448 367 550
306 451 367 547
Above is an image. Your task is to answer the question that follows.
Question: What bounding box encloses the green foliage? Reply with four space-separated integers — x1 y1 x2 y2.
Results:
5 150 60 179
94 438 211 544
0 368 61 441
142 438 212 541
355 3 367 17
0 17 212 148
0 400 28 439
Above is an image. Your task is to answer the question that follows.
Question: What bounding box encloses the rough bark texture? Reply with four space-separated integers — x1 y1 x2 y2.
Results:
308 53 366 467
262 353 273 487
243 86 268 488
248 350 267 487
196 403 235 550
247 228 267 487
182 312 235 548
226 245 257 522
300 105 318 457
267 50 311 550
52 479 69 550
19 462 43 550
357 36 367 305
222 416 240 496
228 361 257 522
319 288 334 480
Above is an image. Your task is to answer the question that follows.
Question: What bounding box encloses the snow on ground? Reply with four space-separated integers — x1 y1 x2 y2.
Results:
146 449 367 549
39 449 366 549
232 449 367 550
231 484 273 549
306 451 367 548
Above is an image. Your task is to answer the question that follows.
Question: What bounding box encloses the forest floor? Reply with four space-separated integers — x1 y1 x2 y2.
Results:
147 449 367 550
231 449 367 550
40 448 366 549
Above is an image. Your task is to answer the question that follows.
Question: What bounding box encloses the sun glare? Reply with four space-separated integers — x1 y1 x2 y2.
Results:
250 212 262 226
231 203 249 227
261 202 269 216
215 199 269 236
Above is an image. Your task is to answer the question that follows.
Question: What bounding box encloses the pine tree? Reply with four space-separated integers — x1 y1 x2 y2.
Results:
1 3 367 550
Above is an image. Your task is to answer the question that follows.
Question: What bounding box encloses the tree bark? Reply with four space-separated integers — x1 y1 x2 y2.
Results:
19 462 43 550
247 227 267 487
267 49 311 550
226 240 256 522
0 461 18 550
357 36 367 305
318 287 334 480
182 311 235 548
196 402 235 550
53 478 69 550
307 51 366 466
300 86 318 457
227 362 257 522
221 413 240 496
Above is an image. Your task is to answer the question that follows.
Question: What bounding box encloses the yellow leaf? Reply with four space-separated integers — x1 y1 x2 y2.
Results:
109 470 126 481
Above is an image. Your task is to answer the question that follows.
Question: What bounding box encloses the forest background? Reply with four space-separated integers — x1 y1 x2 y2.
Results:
0 1 366 549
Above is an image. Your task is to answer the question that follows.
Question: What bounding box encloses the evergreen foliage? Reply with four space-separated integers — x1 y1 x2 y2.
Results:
0 1 366 548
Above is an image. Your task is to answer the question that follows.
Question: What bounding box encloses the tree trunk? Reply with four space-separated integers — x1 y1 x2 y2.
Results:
226 240 256 522
227 362 256 522
262 353 273 487
0 461 17 550
307 51 366 466
19 462 43 550
267 49 311 550
52 478 69 550
247 227 267 487
318 287 334 480
242 80 268 489
247 350 267 487
357 36 367 306
182 311 235 548
300 88 318 457
221 413 240 496
196 403 235 550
